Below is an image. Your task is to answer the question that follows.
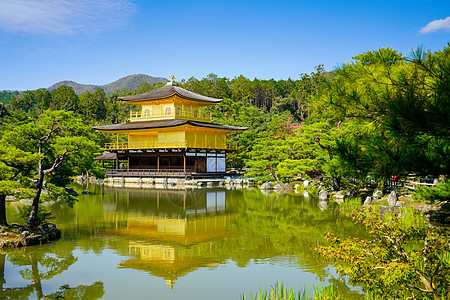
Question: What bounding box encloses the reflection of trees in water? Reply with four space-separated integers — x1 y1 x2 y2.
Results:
33 185 367 297
224 191 367 298
46 282 104 299
327 276 364 299
0 249 104 300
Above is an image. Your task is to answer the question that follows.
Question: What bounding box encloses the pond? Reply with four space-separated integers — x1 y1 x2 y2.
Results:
3 185 366 299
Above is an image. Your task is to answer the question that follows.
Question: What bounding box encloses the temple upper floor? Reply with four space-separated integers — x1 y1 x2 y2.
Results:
120 83 222 123
129 100 212 122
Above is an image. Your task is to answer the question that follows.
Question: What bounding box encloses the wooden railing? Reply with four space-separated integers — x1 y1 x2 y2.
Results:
385 179 437 190
104 141 237 151
106 168 194 177
129 110 211 122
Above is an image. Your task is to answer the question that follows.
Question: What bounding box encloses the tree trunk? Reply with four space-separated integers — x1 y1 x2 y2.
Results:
30 253 43 300
332 176 341 191
264 166 278 181
0 194 7 226
26 157 44 228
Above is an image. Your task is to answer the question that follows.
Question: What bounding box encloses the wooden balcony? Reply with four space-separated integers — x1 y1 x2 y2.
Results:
105 168 227 178
106 168 193 177
104 141 237 151
130 110 211 122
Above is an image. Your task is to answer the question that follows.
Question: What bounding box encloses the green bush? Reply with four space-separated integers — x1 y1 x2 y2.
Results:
414 181 450 204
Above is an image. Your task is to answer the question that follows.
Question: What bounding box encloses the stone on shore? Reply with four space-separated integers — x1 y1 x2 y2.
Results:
259 182 274 190
318 189 329 200
0 223 61 248
65 187 78 196
395 201 406 207
387 191 398 207
274 183 293 194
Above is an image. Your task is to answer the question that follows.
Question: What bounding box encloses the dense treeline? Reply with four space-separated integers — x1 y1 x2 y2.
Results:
5 65 330 122
2 44 449 190
4 67 330 156
0 90 19 104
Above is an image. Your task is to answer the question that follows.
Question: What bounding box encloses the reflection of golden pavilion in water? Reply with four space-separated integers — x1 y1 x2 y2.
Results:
106 189 235 290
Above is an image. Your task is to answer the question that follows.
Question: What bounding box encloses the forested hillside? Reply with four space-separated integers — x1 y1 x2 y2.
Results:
48 74 168 95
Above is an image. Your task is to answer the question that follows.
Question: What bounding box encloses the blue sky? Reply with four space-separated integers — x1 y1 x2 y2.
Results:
0 0 449 91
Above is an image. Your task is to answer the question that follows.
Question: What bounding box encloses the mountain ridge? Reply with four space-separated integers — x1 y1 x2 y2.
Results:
48 74 169 95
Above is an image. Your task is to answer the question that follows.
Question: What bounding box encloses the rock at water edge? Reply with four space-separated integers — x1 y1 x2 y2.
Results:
259 182 274 190
318 189 329 200
65 187 78 197
274 183 293 194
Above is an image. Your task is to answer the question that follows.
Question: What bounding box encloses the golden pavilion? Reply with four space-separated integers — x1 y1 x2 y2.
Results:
93 79 247 178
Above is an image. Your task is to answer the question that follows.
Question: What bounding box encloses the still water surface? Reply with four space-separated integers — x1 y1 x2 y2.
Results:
3 185 365 299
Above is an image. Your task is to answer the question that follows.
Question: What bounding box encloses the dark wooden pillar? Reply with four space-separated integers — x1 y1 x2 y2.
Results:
195 152 197 172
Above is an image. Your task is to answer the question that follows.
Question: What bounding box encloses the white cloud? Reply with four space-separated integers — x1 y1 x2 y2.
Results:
0 0 135 36
419 16 450 34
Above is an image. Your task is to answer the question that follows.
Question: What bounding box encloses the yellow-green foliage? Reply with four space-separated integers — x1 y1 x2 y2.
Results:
317 207 450 299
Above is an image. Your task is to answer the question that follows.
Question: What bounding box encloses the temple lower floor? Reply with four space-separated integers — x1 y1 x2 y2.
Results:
96 148 229 178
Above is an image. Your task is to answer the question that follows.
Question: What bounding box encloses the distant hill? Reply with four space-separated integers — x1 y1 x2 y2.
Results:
48 74 168 95
48 81 99 95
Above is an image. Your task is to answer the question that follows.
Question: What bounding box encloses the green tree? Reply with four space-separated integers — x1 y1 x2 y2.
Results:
34 88 52 113
0 144 37 226
0 90 20 104
79 89 107 121
0 109 38 226
275 122 339 184
50 85 79 111
9 90 37 113
2 110 100 228
317 208 450 299
318 46 449 180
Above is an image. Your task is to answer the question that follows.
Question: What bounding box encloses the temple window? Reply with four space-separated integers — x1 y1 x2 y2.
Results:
176 107 181 116
194 110 198 118
165 107 171 116
143 109 150 117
